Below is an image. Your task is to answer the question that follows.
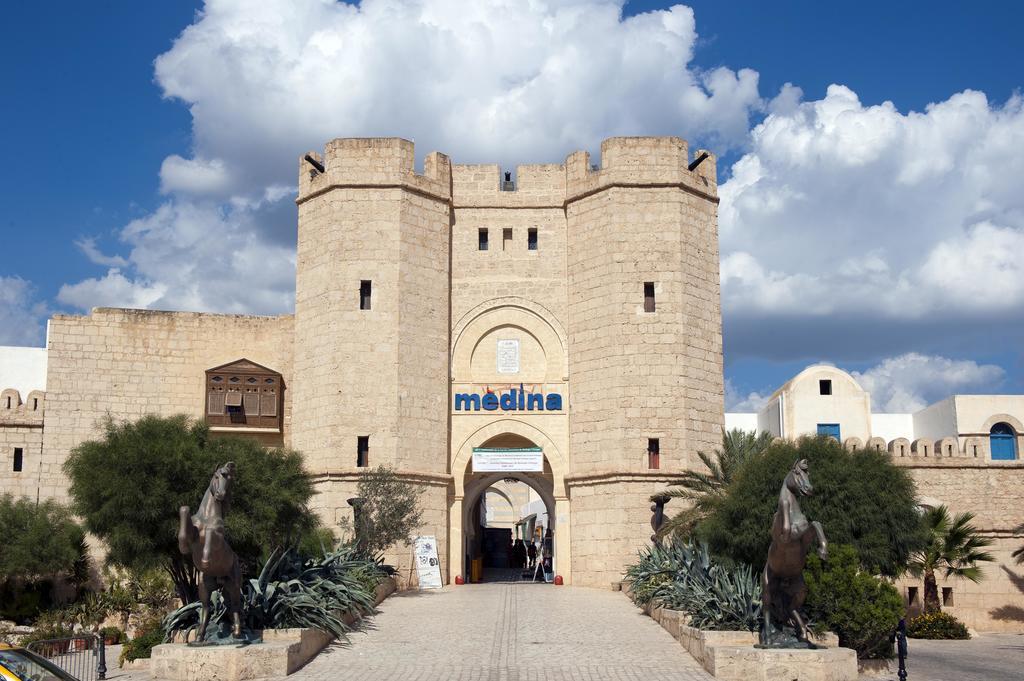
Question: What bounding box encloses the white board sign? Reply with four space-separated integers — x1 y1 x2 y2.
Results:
496 339 520 374
472 447 544 472
413 535 443 589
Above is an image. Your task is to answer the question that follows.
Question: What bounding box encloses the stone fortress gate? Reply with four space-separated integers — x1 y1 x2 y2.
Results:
4 136 724 587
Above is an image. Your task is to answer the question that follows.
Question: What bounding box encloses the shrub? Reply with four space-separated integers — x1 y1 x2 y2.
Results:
64 415 325 602
342 466 424 556
906 611 970 639
697 436 928 577
101 626 126 644
625 539 762 631
804 545 904 659
164 544 389 641
20 608 76 646
120 616 164 665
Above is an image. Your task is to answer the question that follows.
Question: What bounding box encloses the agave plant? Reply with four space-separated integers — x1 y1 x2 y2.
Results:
625 539 761 631
164 545 391 642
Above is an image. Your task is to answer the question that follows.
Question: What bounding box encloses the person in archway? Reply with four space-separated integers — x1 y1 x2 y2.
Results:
527 539 537 570
542 528 553 581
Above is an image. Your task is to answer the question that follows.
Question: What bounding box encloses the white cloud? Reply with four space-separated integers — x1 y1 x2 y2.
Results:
720 86 1024 343
59 0 765 317
852 353 1005 412
724 378 770 411
74 237 129 268
0 277 47 346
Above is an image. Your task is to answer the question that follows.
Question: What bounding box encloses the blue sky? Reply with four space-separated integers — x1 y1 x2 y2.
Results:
2 1 1022 411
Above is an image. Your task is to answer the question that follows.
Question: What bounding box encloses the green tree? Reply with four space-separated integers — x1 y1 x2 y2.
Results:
906 505 994 614
0 494 85 583
658 429 774 536
64 414 323 603
697 436 928 577
804 544 904 659
343 465 424 556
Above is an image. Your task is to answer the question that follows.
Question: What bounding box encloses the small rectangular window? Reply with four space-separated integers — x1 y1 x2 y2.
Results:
528 228 538 251
357 436 369 468
13 447 24 472
478 228 489 251
360 280 372 310
647 438 660 470
907 586 918 605
942 587 954 607
819 379 832 395
503 228 513 251
644 282 656 313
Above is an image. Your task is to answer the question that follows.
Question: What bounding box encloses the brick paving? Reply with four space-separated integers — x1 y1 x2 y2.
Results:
106 577 714 680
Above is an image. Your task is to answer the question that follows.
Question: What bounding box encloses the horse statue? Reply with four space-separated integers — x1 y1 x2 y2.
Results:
760 458 828 648
178 461 244 642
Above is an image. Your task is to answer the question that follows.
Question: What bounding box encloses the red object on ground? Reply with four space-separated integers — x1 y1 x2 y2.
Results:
455 575 464 585
554 575 564 585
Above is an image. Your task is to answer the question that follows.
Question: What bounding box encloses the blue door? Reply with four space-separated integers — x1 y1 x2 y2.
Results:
817 423 841 442
990 423 1018 460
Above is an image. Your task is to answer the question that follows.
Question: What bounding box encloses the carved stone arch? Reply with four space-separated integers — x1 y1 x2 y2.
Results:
843 437 863 452
451 418 567 498
451 298 568 383
981 413 1024 434
962 436 986 459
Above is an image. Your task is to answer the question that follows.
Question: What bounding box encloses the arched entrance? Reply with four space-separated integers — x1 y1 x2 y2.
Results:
449 420 570 584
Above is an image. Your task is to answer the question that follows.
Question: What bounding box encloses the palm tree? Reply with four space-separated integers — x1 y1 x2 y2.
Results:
656 428 775 537
1012 523 1024 565
907 505 995 614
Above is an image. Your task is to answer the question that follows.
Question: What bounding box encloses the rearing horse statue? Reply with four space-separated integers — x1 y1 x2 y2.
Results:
178 461 244 641
760 458 828 647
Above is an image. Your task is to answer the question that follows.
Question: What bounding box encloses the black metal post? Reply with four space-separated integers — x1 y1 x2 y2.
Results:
894 617 908 680
97 634 107 680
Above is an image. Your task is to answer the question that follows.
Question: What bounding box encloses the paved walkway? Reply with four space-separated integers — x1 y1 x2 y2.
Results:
107 579 712 680
874 633 1024 681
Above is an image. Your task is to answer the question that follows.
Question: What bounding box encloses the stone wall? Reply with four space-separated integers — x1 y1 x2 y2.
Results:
42 308 295 502
0 388 45 499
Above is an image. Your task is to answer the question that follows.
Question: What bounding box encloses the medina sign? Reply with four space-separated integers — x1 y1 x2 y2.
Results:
453 385 563 412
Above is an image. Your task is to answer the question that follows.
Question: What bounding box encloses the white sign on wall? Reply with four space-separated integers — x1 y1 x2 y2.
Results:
472 447 544 472
496 339 520 374
413 535 443 589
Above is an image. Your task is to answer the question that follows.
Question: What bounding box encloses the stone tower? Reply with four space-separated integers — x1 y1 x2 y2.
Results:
291 138 454 556
564 137 723 585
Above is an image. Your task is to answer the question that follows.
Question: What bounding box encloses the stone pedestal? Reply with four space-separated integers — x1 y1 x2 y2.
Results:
705 646 858 681
150 628 332 681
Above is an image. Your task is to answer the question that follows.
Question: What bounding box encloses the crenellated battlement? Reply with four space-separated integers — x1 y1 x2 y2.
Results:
298 136 717 208
297 137 452 205
0 387 45 424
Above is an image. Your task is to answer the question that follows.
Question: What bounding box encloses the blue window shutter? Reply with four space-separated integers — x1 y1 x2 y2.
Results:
817 423 841 442
990 423 1017 460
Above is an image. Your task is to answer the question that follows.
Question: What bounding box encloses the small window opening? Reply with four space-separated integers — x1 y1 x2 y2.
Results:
32 398 38 411
360 280 372 310
4 396 9 409
227 405 245 424
647 438 660 470
643 282 656 313
502 171 515 191
942 587 954 607
503 228 513 251
819 379 832 395
528 228 538 251
478 228 489 251
13 447 23 472
907 586 918 605
357 436 369 468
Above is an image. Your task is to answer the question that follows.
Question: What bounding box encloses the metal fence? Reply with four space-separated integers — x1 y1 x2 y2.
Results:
25 634 106 681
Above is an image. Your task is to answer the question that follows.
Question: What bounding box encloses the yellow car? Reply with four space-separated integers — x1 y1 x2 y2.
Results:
0 644 79 681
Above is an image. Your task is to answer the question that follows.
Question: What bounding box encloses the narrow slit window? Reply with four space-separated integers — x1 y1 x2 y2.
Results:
13 447 23 472
819 379 832 395
647 438 660 470
643 282 656 313
503 228 513 251
942 587 954 607
528 228 538 251
360 280 372 310
478 228 489 251
357 436 369 468
907 586 918 605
